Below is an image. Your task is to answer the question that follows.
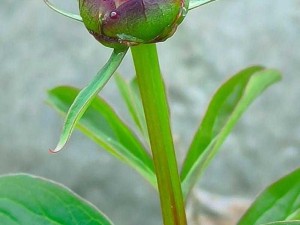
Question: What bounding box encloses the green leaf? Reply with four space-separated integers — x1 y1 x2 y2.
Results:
0 174 113 225
181 66 281 198
238 168 300 225
52 48 127 152
114 74 149 141
260 222 300 225
188 0 217 10
44 0 83 22
47 86 157 188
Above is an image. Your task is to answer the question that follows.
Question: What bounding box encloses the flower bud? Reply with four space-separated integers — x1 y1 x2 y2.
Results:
79 0 188 48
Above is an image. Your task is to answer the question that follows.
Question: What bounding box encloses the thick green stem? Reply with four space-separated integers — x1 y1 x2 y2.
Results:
131 44 187 225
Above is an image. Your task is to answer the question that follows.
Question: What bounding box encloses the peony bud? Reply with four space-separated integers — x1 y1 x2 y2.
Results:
79 0 189 48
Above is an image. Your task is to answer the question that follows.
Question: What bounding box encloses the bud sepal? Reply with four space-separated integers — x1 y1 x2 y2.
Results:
79 0 189 48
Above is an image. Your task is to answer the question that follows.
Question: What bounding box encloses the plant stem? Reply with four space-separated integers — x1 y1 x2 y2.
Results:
131 44 187 225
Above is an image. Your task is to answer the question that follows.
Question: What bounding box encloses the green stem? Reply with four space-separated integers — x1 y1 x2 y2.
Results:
131 44 187 225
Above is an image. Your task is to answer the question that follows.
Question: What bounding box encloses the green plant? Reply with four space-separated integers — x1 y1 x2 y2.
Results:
1 0 299 225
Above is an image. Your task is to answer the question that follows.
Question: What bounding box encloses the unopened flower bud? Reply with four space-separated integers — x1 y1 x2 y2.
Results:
79 0 188 48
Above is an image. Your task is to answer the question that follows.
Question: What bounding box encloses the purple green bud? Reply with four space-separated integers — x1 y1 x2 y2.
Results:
79 0 189 48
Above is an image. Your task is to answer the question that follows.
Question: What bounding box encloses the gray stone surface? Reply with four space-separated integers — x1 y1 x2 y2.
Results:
0 0 299 224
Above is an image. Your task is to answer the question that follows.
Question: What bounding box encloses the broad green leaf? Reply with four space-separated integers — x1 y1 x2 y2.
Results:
181 66 281 198
287 209 300 221
260 222 300 225
114 74 148 141
52 48 127 152
189 0 217 10
238 168 300 225
0 174 113 225
44 0 83 22
47 86 157 188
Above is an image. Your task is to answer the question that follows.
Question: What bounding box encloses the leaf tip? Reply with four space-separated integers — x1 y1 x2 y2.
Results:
43 0 83 22
48 143 64 154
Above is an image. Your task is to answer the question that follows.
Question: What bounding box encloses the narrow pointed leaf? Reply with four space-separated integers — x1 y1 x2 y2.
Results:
114 74 148 140
52 48 128 152
44 0 83 22
238 168 300 225
181 66 281 198
47 86 156 187
0 174 114 225
189 0 217 10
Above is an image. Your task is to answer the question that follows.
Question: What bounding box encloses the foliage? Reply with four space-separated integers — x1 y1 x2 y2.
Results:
1 0 297 225
0 174 113 225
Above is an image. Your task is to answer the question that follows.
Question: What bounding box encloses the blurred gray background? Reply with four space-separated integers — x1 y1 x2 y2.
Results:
0 0 299 224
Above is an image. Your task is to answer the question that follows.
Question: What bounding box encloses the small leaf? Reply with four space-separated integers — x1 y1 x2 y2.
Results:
0 174 114 225
260 222 300 225
188 0 217 10
47 86 157 188
238 169 300 225
181 66 281 198
114 74 149 141
44 0 83 22
52 48 128 152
